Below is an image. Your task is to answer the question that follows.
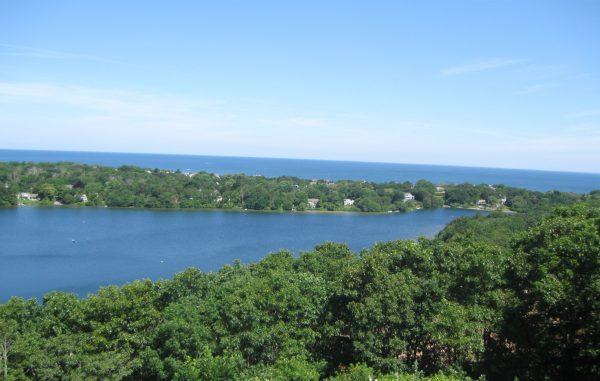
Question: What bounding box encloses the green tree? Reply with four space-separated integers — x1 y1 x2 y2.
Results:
0 185 16 207
500 206 600 380
36 183 57 201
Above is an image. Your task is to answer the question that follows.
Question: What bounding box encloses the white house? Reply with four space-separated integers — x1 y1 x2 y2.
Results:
307 198 319 208
403 193 415 202
80 194 88 202
343 198 355 206
17 192 38 200
477 199 487 206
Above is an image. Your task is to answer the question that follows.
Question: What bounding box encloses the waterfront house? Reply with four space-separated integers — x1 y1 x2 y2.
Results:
343 198 355 206
307 198 319 208
80 194 88 202
17 192 38 200
477 199 487 206
403 193 415 202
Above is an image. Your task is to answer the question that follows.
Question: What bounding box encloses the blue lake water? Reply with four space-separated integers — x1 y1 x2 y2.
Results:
0 206 481 302
1 149 599 193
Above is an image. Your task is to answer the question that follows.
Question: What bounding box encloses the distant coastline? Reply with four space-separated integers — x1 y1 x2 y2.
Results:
1 149 599 193
2 161 595 214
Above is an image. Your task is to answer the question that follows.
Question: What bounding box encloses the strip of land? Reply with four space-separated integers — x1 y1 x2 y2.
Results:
0 161 596 213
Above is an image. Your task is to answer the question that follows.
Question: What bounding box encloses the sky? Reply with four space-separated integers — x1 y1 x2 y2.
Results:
0 1 599 173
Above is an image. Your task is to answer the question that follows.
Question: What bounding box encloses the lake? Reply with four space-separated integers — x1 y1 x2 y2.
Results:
0 206 482 302
1 149 599 193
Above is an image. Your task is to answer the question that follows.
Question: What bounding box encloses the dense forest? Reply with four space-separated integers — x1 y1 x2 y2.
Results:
1 200 599 380
0 162 593 213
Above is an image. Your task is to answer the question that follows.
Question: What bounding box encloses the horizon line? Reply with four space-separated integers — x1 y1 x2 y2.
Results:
1 147 599 177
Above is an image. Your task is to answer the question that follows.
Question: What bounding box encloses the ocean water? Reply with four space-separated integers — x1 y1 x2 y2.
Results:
0 207 482 302
1 149 598 193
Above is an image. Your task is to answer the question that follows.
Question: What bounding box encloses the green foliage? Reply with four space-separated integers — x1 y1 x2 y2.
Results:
331 240 499 374
436 212 540 250
0 185 17 207
172 347 242 381
498 205 600 380
327 363 475 381
243 356 321 381
2 161 588 213
327 363 376 380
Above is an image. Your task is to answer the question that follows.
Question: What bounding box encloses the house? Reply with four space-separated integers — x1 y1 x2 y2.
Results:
80 194 88 202
403 193 415 202
17 192 38 200
477 199 487 206
343 198 355 206
436 186 445 193
500 197 507 205
307 198 319 208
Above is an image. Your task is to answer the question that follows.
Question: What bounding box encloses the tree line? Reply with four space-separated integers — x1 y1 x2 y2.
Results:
1 203 599 380
0 162 593 213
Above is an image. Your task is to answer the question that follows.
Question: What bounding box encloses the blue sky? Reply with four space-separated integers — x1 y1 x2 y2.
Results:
1 1 599 172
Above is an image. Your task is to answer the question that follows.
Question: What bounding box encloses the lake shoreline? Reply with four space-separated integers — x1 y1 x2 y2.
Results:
12 202 499 216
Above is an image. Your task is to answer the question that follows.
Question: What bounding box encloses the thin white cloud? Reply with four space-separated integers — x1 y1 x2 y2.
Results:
561 123 600 134
0 81 339 157
0 43 88 60
0 82 221 118
565 109 600 119
0 81 245 155
258 117 327 129
517 83 556 94
514 63 565 81
442 58 528 76
0 43 135 67
517 134 600 153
